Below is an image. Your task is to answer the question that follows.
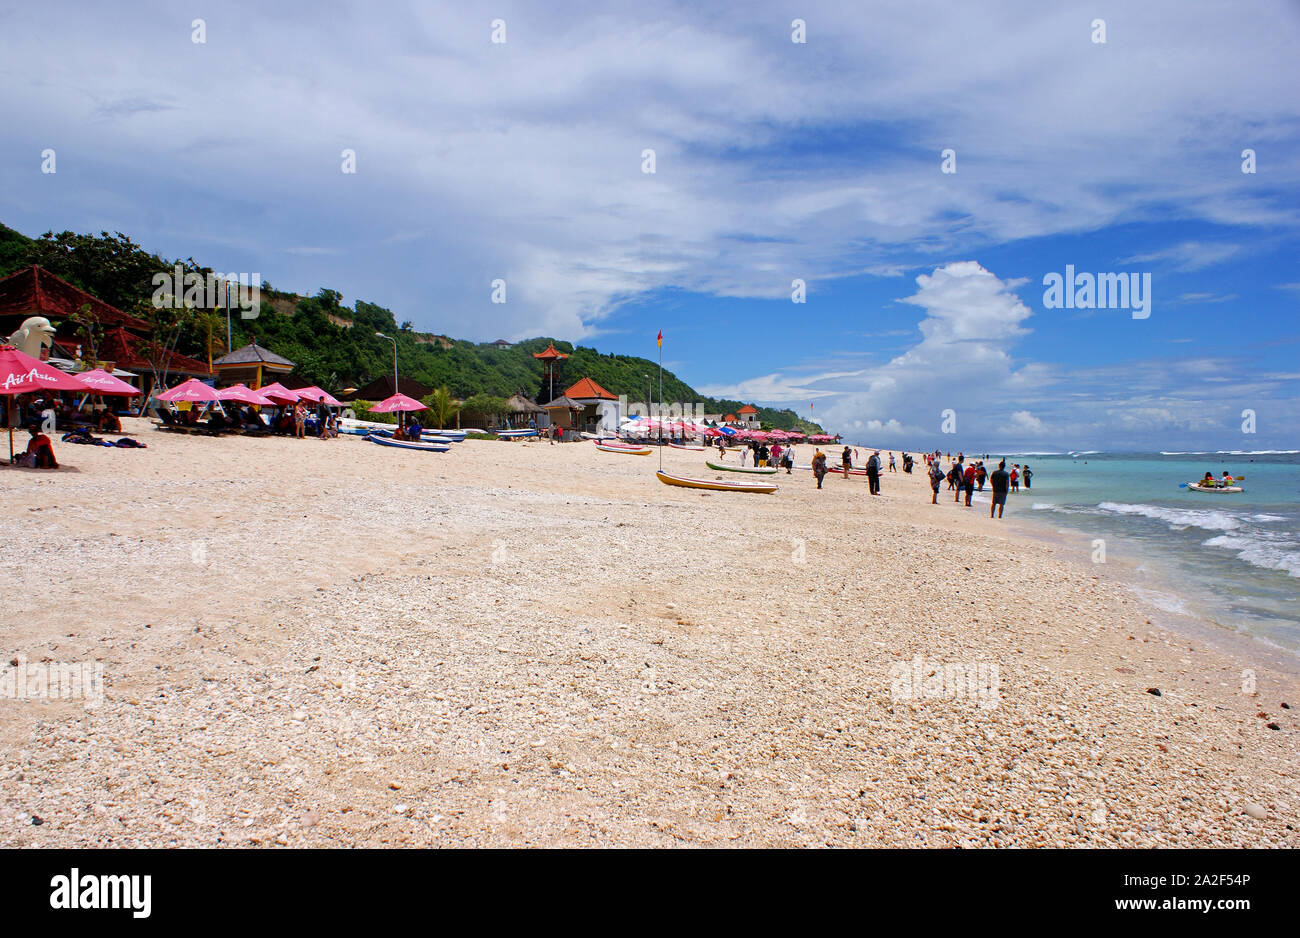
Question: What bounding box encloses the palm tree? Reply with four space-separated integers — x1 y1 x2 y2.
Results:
423 385 459 429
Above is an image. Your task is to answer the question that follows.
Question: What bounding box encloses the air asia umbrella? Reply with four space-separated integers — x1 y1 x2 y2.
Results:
369 392 426 432
73 369 141 397
295 386 343 406
256 382 300 403
0 344 92 461
217 383 275 406
155 378 222 403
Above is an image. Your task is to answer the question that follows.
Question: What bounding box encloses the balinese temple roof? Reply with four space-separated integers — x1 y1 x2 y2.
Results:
214 342 295 368
0 265 149 331
565 377 617 400
532 342 569 361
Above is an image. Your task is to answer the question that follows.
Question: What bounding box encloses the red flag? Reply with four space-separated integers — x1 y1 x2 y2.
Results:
656 330 662 348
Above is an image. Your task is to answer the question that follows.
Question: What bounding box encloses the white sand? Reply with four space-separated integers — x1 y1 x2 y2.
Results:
0 421 1295 846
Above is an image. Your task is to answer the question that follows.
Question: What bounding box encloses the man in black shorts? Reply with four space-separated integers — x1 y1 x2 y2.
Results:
989 460 1010 519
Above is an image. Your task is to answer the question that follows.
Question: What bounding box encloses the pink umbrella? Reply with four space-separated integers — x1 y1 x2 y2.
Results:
156 378 222 403
218 383 275 406
0 344 91 394
74 368 141 396
295 386 343 406
257 382 300 403
369 392 427 413
0 344 93 461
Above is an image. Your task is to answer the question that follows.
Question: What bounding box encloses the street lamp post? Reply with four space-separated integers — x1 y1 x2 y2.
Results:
376 331 399 426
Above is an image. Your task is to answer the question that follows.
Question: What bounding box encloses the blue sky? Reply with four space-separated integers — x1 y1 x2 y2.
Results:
1 0 1297 450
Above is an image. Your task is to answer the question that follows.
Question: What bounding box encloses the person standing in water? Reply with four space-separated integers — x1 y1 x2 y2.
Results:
1022 464 1032 489
989 460 1010 519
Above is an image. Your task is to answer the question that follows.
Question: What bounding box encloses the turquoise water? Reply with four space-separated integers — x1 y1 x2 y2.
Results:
993 451 1300 654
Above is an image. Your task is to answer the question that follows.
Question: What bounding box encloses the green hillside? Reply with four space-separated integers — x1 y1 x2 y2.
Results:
0 225 823 433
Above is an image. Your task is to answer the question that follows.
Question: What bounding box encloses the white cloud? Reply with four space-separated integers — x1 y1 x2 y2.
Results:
0 1 1296 341
1122 241 1242 272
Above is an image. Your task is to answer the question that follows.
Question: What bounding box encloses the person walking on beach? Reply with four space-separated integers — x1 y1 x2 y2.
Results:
293 400 307 439
989 460 1010 519
841 446 852 479
928 457 944 504
963 462 976 506
866 450 881 495
740 447 748 467
953 459 965 502
976 462 987 491
812 448 828 488
888 452 896 473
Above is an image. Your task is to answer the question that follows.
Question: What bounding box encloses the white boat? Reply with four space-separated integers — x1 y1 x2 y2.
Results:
1186 482 1244 493
496 428 538 439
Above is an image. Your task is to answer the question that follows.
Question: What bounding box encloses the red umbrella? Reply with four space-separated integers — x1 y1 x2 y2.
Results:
217 383 275 406
0 345 90 394
74 368 141 396
1 344 92 461
369 392 427 413
295 386 343 406
156 378 222 403
257 382 300 403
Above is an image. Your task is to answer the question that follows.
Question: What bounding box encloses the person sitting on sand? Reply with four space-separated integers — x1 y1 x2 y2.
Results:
19 424 58 469
96 409 122 432
407 418 423 442
811 449 828 489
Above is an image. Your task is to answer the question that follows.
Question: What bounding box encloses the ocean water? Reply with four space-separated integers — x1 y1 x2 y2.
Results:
994 451 1300 655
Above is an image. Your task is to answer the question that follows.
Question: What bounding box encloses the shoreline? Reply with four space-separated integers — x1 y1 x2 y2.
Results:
1 425 1296 847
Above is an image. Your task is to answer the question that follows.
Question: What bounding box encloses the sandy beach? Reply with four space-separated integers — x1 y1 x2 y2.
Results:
1 422 1295 847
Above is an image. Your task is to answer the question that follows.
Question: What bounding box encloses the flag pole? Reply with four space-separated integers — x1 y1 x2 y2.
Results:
657 330 663 469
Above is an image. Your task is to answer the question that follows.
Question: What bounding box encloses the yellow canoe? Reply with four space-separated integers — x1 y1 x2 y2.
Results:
656 470 778 494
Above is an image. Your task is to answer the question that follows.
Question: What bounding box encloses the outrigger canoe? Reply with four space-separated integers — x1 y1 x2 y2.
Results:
657 470 778 494
595 440 648 450
495 428 538 439
596 443 651 455
668 443 706 451
705 460 779 475
367 434 449 452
